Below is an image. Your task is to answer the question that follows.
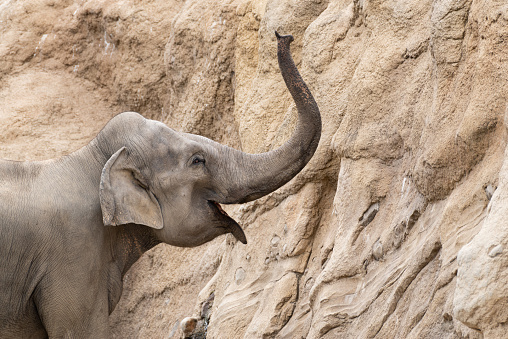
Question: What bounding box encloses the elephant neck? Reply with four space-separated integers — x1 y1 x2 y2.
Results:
108 224 162 278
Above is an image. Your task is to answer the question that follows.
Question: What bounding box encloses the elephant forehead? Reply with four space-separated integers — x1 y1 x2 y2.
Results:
144 121 204 158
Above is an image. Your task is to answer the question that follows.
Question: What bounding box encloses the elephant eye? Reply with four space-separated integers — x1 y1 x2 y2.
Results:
191 155 205 165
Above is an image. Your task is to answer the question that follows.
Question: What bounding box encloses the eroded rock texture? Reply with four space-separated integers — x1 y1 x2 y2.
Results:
1 0 508 338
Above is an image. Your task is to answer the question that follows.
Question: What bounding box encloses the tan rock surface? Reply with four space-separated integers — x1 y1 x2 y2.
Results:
1 0 508 338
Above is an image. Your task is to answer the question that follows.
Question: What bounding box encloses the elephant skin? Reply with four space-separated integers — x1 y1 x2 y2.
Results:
0 33 321 338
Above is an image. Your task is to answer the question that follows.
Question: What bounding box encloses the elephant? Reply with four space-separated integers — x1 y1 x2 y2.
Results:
0 32 321 338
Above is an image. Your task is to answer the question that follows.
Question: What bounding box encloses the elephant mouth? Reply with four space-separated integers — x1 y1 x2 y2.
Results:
209 200 247 244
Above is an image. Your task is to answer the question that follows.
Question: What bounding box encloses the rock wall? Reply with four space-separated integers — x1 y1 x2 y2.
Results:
1 0 508 338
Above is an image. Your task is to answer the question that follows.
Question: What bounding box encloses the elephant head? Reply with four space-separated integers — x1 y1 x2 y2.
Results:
98 32 321 247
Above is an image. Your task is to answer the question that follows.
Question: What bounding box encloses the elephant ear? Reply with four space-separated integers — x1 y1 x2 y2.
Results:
100 147 163 229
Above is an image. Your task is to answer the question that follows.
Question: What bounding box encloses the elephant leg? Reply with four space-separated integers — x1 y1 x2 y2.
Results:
34 270 110 338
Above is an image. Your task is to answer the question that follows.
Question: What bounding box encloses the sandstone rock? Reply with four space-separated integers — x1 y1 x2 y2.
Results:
2 0 508 338
453 114 508 337
359 202 379 227
181 317 198 337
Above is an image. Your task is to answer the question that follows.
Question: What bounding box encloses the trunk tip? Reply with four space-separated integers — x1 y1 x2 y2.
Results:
275 31 294 44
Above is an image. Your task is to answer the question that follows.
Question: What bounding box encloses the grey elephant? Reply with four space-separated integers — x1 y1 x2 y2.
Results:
0 32 321 338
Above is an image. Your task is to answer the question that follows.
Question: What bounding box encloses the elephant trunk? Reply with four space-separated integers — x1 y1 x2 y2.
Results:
218 32 322 204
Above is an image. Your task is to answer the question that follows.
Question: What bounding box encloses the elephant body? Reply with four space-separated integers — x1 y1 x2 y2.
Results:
0 150 135 337
0 33 321 338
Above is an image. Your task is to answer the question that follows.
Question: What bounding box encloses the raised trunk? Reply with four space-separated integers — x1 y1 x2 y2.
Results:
217 32 322 203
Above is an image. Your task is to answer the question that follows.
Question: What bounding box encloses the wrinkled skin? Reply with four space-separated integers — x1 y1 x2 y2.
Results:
0 33 321 338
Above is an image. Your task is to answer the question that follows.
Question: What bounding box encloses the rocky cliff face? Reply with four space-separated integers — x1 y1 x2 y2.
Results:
1 0 508 338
